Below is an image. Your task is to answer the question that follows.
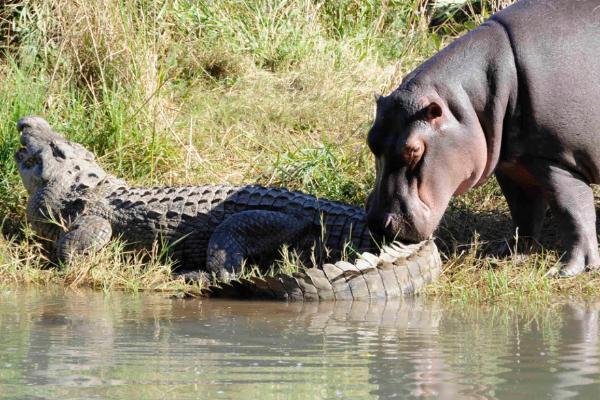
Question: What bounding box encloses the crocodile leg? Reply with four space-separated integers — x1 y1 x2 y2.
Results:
206 210 312 278
56 215 112 263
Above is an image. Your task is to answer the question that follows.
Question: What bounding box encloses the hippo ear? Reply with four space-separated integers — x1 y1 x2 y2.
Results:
424 102 443 122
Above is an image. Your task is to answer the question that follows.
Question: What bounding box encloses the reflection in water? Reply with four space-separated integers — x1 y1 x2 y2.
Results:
551 303 600 399
1 289 600 399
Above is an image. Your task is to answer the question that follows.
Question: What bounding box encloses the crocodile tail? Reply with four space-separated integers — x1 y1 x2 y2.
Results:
208 239 442 301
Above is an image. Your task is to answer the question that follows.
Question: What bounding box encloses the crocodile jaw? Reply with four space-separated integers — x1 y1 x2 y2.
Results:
15 116 109 195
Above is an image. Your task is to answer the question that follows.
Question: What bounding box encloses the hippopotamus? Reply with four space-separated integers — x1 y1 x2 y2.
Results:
366 0 600 277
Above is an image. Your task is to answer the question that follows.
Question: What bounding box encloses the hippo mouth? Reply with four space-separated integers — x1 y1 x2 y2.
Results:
381 213 416 241
379 210 429 243
367 186 435 243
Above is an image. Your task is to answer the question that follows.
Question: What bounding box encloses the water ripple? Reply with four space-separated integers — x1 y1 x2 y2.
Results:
1 290 600 399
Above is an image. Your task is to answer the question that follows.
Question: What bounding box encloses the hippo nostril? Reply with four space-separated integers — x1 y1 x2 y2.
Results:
401 140 425 171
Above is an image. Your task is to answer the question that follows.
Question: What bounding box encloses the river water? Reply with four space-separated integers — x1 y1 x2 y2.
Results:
1 289 599 399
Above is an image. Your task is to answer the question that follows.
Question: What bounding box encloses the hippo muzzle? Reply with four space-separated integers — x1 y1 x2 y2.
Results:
366 166 438 243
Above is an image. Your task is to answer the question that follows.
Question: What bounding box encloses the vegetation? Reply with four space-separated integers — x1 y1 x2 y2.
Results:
1 0 598 302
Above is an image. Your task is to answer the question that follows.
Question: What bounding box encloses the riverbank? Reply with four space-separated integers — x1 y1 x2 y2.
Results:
3 226 600 304
2 0 599 303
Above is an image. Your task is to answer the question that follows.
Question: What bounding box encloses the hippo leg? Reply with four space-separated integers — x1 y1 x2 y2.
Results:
544 166 600 277
495 170 547 255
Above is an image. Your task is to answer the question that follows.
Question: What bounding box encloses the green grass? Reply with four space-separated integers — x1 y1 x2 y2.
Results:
2 0 597 302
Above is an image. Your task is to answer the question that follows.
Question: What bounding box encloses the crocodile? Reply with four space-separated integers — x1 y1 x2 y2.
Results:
14 116 442 300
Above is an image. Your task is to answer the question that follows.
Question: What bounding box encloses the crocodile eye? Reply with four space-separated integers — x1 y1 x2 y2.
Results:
50 142 66 159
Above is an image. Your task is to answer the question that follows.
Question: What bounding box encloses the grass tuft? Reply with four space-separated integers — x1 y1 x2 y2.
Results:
264 141 372 205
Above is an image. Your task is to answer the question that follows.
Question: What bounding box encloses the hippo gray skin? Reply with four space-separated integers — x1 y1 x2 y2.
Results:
366 0 600 277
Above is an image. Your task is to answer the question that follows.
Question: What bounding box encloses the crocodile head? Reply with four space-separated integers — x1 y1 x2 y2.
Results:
14 116 109 195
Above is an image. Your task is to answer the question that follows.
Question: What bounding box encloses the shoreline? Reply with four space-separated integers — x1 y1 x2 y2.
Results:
2 232 599 303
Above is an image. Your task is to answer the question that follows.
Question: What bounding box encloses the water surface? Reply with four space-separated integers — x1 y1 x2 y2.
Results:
1 289 599 399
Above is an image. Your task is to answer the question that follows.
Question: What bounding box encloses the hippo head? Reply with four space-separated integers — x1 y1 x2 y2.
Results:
15 116 109 195
366 88 488 242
